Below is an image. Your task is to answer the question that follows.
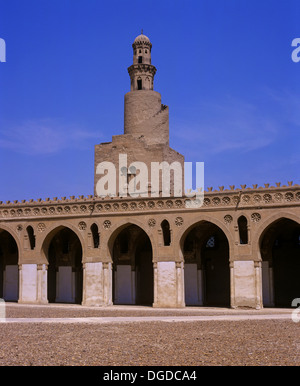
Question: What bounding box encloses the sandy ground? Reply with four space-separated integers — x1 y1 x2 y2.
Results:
0 303 299 366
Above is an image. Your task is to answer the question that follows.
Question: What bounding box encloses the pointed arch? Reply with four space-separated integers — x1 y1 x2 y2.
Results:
109 222 154 306
40 222 85 263
107 218 156 260
0 227 19 301
180 219 230 307
178 215 234 259
0 225 21 253
259 216 300 307
41 224 84 304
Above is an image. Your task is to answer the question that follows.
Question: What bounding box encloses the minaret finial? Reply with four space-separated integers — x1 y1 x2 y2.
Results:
141 29 143 35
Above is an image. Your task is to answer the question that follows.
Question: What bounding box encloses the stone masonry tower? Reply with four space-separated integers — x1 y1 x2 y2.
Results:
124 32 169 146
94 32 184 196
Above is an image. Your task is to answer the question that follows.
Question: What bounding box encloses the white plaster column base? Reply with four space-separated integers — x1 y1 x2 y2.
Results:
231 260 263 309
153 261 185 308
18 264 48 304
82 262 112 307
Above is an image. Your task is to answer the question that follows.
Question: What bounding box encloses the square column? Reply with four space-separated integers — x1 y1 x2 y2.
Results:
82 262 112 307
18 263 48 304
230 260 263 309
153 261 185 308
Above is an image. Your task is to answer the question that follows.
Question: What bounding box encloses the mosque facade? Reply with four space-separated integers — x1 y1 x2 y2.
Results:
0 33 299 309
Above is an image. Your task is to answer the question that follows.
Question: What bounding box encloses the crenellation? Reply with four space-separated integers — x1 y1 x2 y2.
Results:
0 187 299 221
0 181 299 211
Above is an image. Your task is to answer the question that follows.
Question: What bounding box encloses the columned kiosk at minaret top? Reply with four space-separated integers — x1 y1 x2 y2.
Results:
124 32 170 146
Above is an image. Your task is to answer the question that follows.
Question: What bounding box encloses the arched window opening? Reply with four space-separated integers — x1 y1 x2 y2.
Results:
206 235 216 249
261 218 300 308
161 220 171 246
26 226 35 250
137 79 142 90
91 223 100 248
238 216 248 244
138 56 143 63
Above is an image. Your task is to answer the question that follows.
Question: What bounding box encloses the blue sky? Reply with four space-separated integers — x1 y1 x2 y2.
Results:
0 0 299 201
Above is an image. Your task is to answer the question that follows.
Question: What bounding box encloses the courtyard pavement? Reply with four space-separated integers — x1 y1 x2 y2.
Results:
1 302 295 323
0 303 299 366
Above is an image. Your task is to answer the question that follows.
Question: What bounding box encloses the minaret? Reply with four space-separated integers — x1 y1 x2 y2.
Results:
127 31 156 91
124 32 169 145
94 32 184 197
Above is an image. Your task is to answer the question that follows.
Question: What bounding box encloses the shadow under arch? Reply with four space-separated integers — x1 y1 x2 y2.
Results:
107 218 156 260
178 216 234 261
258 215 300 308
255 212 300 252
108 221 154 306
41 224 84 304
179 219 231 307
41 223 85 262
0 226 19 301
0 224 21 252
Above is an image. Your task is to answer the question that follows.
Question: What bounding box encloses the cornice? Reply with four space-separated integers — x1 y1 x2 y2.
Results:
0 183 299 221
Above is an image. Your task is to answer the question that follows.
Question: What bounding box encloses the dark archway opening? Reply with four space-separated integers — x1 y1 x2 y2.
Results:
261 218 300 308
47 228 83 304
183 221 230 307
112 225 153 305
0 229 19 301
